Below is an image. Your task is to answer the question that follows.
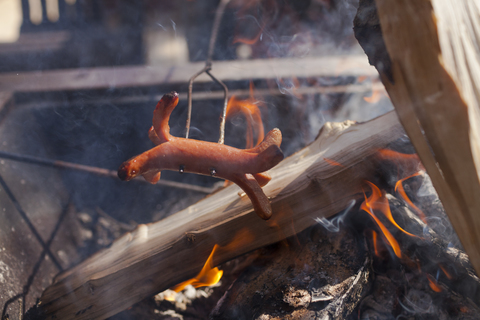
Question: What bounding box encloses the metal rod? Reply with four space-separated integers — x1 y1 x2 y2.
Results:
206 0 232 67
186 65 211 139
0 199 70 318
16 83 385 110
206 69 229 144
0 151 216 194
185 0 232 144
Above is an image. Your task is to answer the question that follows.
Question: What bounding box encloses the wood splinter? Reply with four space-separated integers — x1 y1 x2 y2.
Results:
118 92 284 219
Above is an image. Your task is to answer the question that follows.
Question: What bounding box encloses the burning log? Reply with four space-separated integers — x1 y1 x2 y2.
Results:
210 226 371 319
355 190 480 318
39 111 405 319
384 194 480 305
354 0 480 276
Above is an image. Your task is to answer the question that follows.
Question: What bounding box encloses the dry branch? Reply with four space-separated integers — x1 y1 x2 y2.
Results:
39 111 404 319
355 0 480 276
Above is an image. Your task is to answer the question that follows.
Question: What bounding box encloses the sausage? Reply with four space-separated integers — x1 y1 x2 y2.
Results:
118 92 284 220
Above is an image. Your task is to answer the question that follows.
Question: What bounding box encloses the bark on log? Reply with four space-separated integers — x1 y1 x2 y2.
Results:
39 111 404 319
354 0 480 276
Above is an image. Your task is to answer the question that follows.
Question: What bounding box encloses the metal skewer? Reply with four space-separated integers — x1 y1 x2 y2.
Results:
185 0 231 145
0 150 216 194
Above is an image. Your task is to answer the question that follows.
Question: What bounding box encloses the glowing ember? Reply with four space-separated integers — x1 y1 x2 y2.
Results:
439 264 453 280
226 82 265 148
169 245 223 295
426 274 442 292
371 230 380 256
323 157 345 168
395 172 428 223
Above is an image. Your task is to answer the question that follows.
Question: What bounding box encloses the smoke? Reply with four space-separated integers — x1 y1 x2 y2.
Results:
416 172 437 198
314 199 356 232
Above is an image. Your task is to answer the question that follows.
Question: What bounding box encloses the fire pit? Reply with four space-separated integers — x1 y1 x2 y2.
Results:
1 0 479 319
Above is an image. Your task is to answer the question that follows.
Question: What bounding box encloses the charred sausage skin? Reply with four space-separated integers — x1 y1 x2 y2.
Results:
118 92 284 220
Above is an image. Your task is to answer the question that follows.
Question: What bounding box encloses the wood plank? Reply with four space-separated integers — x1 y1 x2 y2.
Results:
0 55 377 93
39 111 405 319
357 0 480 275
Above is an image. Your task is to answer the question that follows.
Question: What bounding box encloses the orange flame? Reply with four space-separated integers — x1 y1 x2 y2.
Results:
426 274 442 292
169 245 223 294
233 27 263 45
372 230 380 256
376 149 423 177
363 86 383 103
439 264 453 280
226 82 265 148
357 75 368 83
376 149 420 162
361 182 402 258
394 172 428 223
324 157 345 168
363 181 418 239
166 228 257 300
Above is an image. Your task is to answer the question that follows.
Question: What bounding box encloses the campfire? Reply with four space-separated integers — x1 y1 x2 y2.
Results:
1 0 480 319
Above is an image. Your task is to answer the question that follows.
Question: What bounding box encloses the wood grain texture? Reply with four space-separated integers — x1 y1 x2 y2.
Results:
370 0 480 274
39 111 404 319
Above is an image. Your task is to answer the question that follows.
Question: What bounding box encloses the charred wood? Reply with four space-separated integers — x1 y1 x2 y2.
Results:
210 226 371 320
385 194 480 306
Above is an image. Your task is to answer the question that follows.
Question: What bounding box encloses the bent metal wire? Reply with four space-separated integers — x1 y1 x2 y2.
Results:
185 0 231 145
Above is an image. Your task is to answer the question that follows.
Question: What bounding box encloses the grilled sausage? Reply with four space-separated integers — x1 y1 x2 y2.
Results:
118 92 284 219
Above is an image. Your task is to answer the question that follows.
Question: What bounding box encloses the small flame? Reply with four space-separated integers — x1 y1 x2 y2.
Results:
361 183 402 258
233 27 263 45
376 149 420 162
169 245 223 294
372 230 380 256
376 149 423 177
363 181 418 239
363 87 382 103
395 172 428 223
439 264 453 280
166 228 257 300
226 82 265 148
323 157 345 168
357 75 368 83
426 274 442 292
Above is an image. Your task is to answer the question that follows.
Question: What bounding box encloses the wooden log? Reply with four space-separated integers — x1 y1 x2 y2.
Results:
39 111 404 319
354 0 480 276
